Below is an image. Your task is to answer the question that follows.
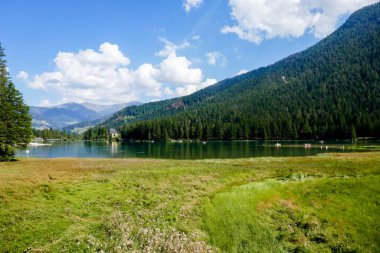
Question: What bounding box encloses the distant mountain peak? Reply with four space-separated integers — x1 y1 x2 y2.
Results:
30 101 143 130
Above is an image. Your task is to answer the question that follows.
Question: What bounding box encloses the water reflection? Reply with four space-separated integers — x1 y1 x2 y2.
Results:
15 139 377 159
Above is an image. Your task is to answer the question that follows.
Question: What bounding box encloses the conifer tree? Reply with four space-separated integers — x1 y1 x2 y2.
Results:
0 44 32 161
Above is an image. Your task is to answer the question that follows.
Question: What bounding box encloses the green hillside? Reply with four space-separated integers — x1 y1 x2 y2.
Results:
98 3 379 141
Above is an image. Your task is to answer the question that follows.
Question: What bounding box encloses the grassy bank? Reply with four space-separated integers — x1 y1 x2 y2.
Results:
0 153 379 252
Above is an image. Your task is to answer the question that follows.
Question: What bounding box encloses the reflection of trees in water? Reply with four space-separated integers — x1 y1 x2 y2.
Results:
135 141 292 159
16 140 364 159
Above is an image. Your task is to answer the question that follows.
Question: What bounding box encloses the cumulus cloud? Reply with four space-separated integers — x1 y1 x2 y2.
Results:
155 39 217 95
160 54 202 84
38 99 53 107
20 41 216 104
17 70 29 81
222 0 377 43
183 0 204 12
206 51 227 66
133 63 162 97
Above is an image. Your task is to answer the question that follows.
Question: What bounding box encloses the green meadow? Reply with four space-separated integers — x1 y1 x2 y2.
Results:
0 152 379 252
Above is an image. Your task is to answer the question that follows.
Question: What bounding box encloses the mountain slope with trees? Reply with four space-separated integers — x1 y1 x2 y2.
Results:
97 3 379 141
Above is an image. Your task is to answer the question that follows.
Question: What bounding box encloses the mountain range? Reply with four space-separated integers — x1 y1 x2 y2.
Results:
90 3 379 140
30 101 142 130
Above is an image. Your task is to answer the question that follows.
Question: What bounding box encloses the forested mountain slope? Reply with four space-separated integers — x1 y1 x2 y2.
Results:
100 3 379 140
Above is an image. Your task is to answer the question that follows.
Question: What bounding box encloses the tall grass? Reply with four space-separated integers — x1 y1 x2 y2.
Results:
202 176 380 252
0 153 378 252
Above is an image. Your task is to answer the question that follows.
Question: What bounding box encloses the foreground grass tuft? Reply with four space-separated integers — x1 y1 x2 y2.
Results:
202 176 380 252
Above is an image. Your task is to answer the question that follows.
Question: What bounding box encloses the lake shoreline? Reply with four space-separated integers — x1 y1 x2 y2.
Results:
82 136 379 143
17 139 380 159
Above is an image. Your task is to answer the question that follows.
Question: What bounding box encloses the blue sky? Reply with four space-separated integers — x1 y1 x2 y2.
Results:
0 0 376 106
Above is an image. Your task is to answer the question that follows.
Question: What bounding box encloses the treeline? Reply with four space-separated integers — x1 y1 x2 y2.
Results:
118 102 377 141
82 126 118 141
32 128 81 141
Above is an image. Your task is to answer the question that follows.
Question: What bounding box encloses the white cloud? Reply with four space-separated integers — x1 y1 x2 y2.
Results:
133 63 162 97
183 0 204 12
202 78 218 88
175 78 217 96
155 39 216 96
206 51 227 66
222 0 377 43
17 70 29 81
206 52 218 65
236 69 248 75
38 99 53 107
160 54 203 85
156 38 190 57
21 41 215 104
27 72 62 90
164 86 175 96
191 35 201 41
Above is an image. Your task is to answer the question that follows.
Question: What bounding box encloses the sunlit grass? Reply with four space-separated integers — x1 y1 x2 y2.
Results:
0 153 379 252
202 176 380 252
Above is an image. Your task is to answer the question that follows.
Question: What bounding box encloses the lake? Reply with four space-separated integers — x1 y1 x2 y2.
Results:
15 140 378 159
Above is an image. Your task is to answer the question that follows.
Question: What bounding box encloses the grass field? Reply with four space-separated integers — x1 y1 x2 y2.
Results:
0 153 379 252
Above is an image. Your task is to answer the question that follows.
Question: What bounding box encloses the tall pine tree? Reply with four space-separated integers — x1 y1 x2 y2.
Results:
0 44 32 161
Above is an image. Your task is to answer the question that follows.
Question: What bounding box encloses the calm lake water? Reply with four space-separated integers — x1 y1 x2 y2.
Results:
15 140 378 159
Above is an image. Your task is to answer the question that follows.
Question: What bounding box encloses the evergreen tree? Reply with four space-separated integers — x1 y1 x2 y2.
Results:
0 44 32 161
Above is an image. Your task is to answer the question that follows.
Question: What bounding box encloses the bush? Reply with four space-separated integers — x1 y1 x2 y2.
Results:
0 144 15 162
